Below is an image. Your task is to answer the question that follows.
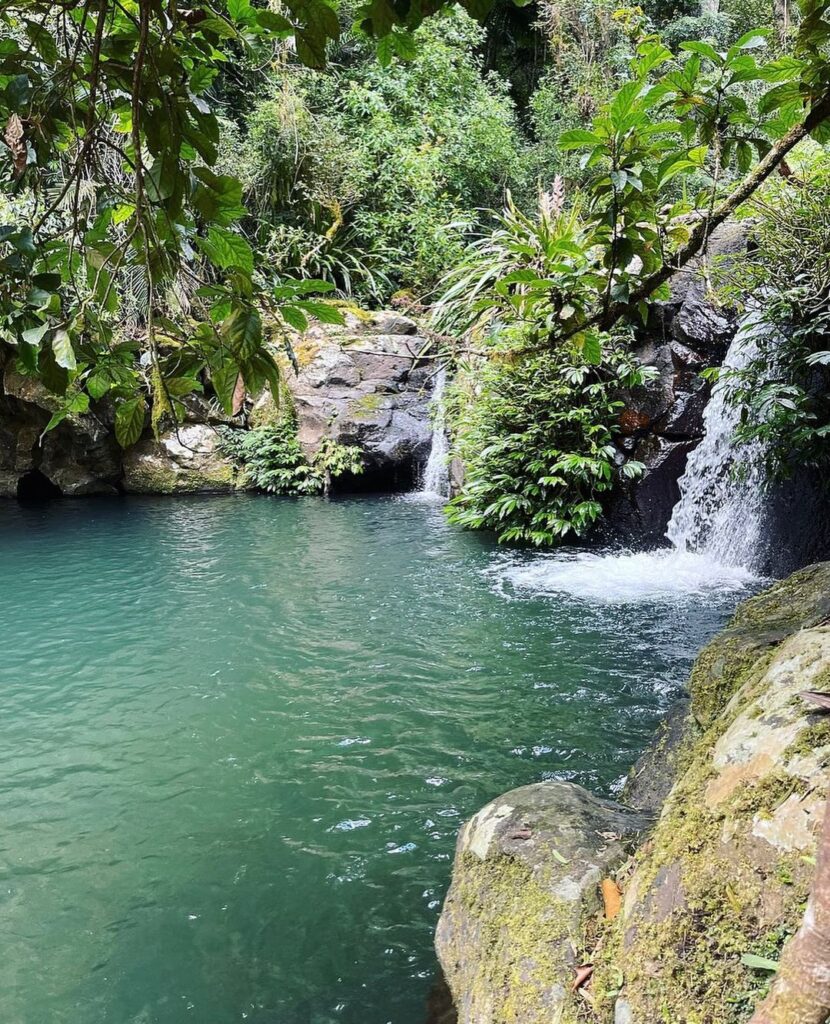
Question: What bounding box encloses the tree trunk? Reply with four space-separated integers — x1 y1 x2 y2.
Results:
748 794 830 1024
773 0 790 47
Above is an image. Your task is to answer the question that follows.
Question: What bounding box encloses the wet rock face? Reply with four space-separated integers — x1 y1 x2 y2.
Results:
280 312 435 489
604 223 750 545
657 220 751 359
434 782 649 1024
0 308 434 499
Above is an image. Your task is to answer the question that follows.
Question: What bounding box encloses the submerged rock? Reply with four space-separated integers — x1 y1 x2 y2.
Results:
435 782 649 1024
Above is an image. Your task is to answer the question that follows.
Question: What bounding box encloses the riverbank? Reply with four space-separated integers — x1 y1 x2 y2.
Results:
435 561 830 1023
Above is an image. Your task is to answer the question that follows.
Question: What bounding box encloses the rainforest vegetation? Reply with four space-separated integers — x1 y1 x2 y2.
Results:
1 0 830 520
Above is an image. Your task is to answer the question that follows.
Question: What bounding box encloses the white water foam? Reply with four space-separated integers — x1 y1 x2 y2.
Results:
666 312 774 568
492 549 758 605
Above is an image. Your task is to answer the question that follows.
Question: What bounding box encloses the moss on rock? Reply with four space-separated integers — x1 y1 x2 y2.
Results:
582 591 830 1024
689 562 830 728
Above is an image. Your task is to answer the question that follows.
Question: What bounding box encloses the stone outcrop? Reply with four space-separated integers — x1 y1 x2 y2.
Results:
435 783 649 1023
600 566 830 1024
122 424 238 494
605 222 750 545
275 310 435 489
435 564 830 1024
0 309 437 498
0 360 121 497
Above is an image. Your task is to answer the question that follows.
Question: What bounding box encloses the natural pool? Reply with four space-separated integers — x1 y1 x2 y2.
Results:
0 494 757 1024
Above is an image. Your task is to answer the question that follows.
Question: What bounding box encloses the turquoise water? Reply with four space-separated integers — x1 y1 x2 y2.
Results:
0 495 751 1024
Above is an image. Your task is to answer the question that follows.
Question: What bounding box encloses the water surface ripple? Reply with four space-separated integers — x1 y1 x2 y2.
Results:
0 495 753 1024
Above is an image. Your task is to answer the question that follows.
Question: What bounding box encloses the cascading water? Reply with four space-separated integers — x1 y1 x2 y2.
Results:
666 312 773 569
490 311 775 603
418 366 451 499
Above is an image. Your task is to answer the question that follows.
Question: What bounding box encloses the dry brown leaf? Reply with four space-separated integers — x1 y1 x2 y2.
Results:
232 374 246 416
4 114 26 178
601 878 622 920
572 964 594 992
800 690 830 711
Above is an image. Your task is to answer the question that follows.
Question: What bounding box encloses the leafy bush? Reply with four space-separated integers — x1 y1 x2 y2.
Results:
446 345 647 544
435 188 650 545
218 423 363 495
231 11 527 300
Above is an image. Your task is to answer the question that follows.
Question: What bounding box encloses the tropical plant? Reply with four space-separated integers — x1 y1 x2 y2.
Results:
0 0 523 448
708 167 830 476
445 340 649 544
217 421 363 495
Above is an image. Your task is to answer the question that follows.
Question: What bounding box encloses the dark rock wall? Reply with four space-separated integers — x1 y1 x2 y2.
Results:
603 222 830 571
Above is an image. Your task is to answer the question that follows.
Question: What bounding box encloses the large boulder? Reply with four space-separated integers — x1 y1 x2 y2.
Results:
656 220 751 359
602 222 750 545
604 435 697 546
122 424 237 493
277 311 435 489
435 782 649 1024
584 565 830 1024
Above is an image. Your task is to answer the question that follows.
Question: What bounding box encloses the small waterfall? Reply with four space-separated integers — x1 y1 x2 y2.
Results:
485 312 775 603
419 367 450 499
666 312 773 571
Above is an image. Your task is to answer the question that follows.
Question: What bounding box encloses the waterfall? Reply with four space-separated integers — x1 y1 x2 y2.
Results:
486 313 774 603
666 312 772 571
419 367 450 499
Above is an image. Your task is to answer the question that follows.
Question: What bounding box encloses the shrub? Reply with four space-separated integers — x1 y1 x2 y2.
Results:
446 345 647 544
218 423 363 495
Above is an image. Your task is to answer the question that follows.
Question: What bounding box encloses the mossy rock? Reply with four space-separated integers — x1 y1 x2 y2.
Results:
690 562 830 728
435 782 649 1024
122 425 239 494
589 606 830 1024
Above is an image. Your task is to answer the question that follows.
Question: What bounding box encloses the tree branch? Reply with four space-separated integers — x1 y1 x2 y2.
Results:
508 88 830 359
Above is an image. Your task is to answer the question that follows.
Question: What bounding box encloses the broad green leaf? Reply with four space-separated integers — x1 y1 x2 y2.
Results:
52 330 76 370
294 300 346 325
680 41 722 63
741 953 778 972
223 306 262 358
115 397 147 447
196 227 254 274
558 129 603 150
281 305 310 332
211 360 240 414
257 10 293 31
22 322 49 346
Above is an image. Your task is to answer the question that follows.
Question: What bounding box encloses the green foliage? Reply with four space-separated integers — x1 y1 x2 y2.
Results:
234 11 526 299
218 421 363 494
712 167 830 477
0 1 361 446
434 185 606 354
446 343 648 544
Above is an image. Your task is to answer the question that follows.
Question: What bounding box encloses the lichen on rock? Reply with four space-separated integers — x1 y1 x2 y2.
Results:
587 570 830 1024
436 564 830 1024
